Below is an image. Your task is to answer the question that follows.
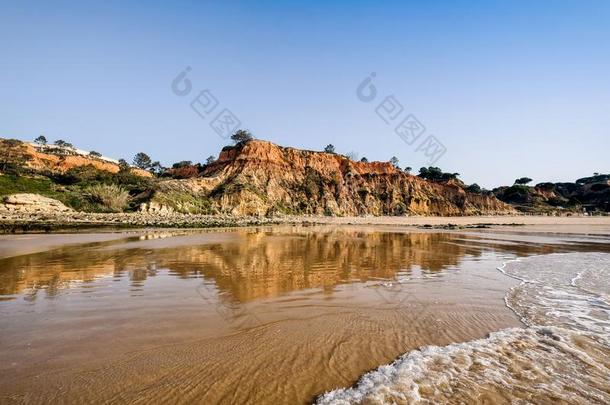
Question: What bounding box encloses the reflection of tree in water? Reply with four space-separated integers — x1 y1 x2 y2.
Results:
0 228 592 301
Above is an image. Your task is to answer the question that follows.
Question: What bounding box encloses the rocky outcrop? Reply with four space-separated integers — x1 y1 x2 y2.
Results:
158 140 515 216
0 193 73 214
138 201 175 215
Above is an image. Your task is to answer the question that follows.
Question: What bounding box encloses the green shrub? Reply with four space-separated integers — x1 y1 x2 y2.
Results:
53 165 153 195
153 191 213 214
0 175 94 211
86 184 130 212
0 175 58 197
53 165 114 186
466 183 482 194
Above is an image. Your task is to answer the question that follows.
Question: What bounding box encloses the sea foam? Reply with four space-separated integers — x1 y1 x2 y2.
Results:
317 253 610 404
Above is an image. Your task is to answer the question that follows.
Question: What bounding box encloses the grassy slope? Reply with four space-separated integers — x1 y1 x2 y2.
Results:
0 175 60 198
0 174 97 211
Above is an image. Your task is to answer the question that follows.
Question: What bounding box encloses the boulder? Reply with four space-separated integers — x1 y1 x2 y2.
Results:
138 201 175 215
1 193 73 213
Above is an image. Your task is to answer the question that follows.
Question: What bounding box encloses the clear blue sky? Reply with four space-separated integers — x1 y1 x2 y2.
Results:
2 0 608 187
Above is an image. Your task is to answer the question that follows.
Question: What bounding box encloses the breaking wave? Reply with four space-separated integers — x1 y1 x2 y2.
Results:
317 253 610 404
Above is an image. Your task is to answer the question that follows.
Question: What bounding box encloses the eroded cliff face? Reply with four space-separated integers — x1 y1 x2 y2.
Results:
158 140 514 217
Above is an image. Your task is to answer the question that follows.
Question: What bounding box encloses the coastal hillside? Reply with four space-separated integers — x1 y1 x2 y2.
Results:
0 138 151 177
493 175 610 214
5 136 606 217
154 140 514 216
0 138 153 213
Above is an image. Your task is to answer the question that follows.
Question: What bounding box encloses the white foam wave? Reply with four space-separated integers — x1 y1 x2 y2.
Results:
317 253 610 404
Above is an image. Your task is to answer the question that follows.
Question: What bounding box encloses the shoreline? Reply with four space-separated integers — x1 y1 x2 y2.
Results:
317 252 610 404
1 211 609 234
1 214 609 260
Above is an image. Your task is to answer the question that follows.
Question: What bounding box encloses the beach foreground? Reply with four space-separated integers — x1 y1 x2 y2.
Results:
0 224 609 404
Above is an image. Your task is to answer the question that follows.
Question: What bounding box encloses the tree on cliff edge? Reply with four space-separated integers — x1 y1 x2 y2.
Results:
54 139 73 149
231 129 253 144
133 152 152 170
34 135 47 146
324 144 336 154
419 166 460 181
149 161 164 176
118 159 130 171
514 177 532 185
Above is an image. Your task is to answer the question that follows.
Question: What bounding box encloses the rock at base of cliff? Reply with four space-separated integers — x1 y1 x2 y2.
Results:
138 201 175 215
1 193 74 213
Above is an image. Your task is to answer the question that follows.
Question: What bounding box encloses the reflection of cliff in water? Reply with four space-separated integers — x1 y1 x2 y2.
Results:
0 228 592 301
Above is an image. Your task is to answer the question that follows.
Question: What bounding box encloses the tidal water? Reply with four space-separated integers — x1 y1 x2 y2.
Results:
0 226 608 404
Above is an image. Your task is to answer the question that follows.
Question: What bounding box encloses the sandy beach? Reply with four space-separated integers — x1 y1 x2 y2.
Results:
1 223 609 404
310 215 610 234
3 1 608 403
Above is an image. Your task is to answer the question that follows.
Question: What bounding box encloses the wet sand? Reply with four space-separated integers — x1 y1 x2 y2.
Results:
311 215 610 235
320 252 610 404
0 225 609 404
0 231 147 260
1 215 608 259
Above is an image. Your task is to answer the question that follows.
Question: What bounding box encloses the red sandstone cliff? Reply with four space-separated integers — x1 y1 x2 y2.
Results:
158 140 515 216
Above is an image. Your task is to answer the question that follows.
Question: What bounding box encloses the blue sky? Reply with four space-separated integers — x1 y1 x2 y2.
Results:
1 0 608 187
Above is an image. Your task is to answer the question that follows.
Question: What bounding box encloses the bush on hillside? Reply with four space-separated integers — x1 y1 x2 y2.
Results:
86 184 130 212
53 165 114 186
418 166 460 182
466 183 482 194
576 173 610 185
152 191 213 214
